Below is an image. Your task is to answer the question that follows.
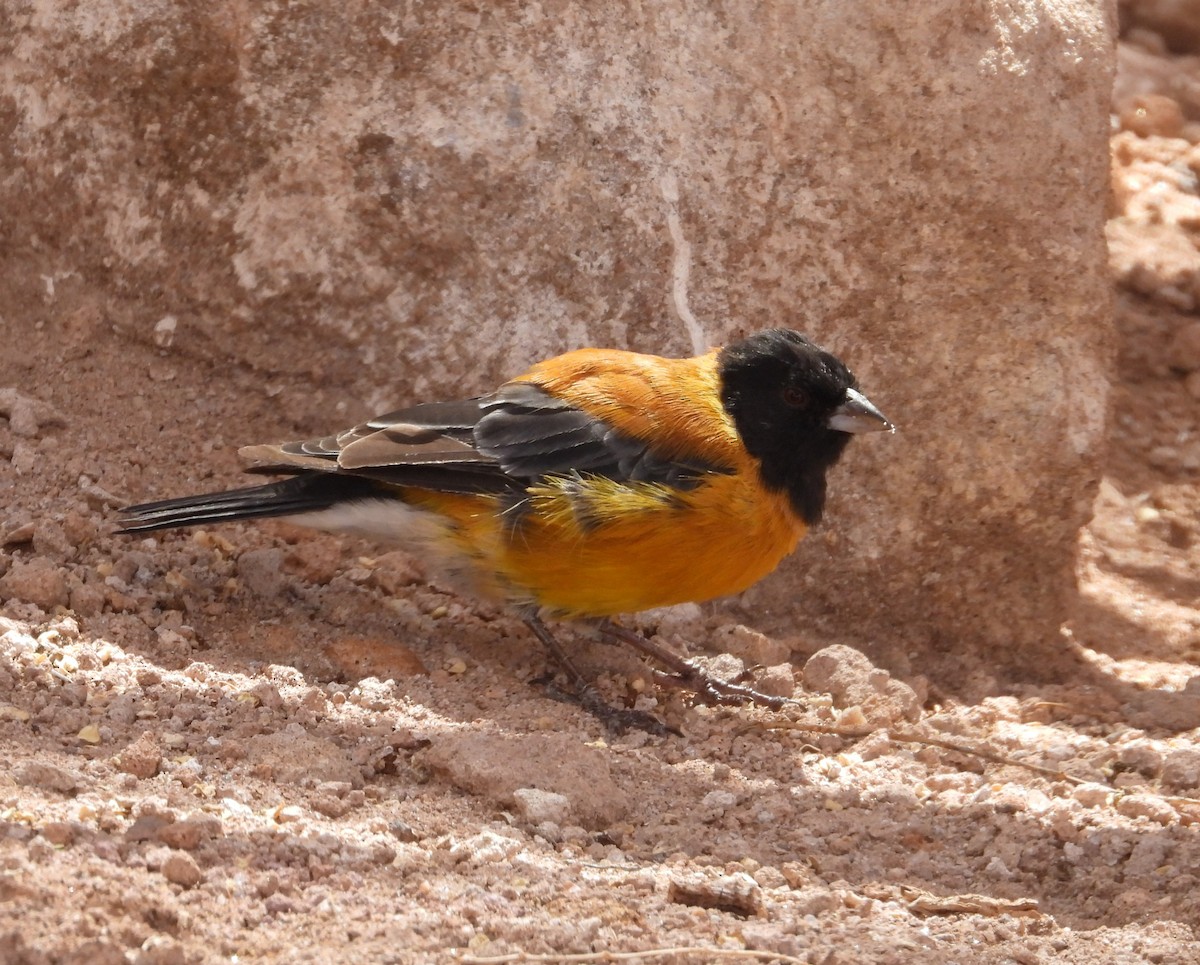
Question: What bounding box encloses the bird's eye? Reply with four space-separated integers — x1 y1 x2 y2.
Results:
782 386 809 408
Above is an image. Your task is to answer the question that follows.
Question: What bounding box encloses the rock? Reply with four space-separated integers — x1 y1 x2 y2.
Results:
115 732 163 780
0 558 69 611
1118 93 1185 137
160 850 203 888
323 635 427 680
1167 321 1200 372
14 762 78 794
0 0 1115 683
1116 793 1178 826
1161 748 1200 791
512 788 572 826
245 725 362 787
710 625 792 667
802 645 921 725
421 732 629 829
754 663 798 699
235 547 287 598
156 815 223 851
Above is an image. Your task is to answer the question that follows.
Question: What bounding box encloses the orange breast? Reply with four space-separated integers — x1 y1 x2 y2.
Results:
402 472 806 618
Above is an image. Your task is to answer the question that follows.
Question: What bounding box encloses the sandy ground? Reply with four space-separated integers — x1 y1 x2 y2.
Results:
3 46 1200 965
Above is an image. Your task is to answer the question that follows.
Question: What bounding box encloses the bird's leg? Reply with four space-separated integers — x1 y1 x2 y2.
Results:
595 618 790 710
521 611 674 735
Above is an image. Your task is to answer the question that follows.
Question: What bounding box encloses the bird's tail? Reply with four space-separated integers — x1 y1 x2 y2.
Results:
118 474 386 534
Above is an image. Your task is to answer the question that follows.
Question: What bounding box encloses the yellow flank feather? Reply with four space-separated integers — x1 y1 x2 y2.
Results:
402 470 806 618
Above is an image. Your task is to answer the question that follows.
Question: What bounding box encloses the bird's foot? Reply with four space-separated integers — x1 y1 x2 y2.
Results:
656 662 789 709
524 613 676 736
596 618 791 711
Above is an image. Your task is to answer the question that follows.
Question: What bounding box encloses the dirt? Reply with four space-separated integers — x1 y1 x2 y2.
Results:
2 39 1200 965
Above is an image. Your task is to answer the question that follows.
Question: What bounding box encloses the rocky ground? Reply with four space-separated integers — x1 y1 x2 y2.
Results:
2 31 1200 965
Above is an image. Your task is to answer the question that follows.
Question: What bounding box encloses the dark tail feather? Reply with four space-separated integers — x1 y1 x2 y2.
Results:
118 474 385 534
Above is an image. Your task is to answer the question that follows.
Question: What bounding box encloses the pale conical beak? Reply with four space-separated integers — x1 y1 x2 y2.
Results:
827 387 894 434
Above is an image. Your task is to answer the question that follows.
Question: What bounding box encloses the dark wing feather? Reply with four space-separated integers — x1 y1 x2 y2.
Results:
476 383 725 486
239 386 725 495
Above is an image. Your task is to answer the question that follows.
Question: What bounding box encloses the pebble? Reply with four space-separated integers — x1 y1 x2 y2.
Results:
1167 321 1200 372
1071 782 1113 808
1116 793 1178 826
803 645 920 725
157 815 223 851
512 788 572 826
1119 94 1185 138
699 789 738 822
0 557 69 611
711 624 791 666
449 829 522 867
1161 748 1200 791
115 732 163 779
14 761 78 794
236 547 287 598
161 850 203 888
755 663 797 698
421 732 629 829
40 821 77 846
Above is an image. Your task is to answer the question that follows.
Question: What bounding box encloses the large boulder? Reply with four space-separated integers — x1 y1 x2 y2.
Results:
0 1 1115 682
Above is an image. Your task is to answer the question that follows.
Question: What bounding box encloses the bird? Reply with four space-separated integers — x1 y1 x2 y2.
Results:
119 328 893 730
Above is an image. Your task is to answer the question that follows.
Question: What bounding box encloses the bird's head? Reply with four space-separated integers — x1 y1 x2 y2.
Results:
718 328 893 525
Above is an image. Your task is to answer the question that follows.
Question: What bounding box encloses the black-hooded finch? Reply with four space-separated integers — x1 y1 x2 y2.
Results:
120 328 892 728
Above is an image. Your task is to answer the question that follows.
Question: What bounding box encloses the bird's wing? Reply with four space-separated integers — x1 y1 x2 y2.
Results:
238 350 739 494
474 383 725 486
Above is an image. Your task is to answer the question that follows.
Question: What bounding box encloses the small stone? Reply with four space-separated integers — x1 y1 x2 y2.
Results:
115 732 163 779
369 551 424 593
1168 321 1200 373
15 762 78 793
1161 748 1200 791
236 547 287 598
753 663 796 698
1119 94 1185 138
512 788 572 825
77 723 102 744
1071 782 1113 808
1116 793 1177 826
153 315 178 348
69 581 106 617
1116 740 1163 777
0 557 69 610
40 821 76 846
161 850 203 888
156 815 222 851
281 535 343 584
803 645 920 725
667 871 763 917
711 624 791 666
699 789 737 821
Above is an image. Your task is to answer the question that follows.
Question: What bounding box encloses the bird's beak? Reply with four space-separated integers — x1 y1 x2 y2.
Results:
827 388 894 434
